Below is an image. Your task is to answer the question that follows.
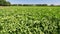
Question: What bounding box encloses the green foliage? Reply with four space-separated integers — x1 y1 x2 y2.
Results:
0 0 11 6
0 6 60 34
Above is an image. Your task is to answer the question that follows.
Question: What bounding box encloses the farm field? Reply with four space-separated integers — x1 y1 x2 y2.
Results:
0 6 60 34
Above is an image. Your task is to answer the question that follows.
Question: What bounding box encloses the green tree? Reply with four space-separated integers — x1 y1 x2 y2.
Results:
0 0 11 6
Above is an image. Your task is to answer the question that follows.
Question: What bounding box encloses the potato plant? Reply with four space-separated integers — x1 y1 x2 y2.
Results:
0 6 60 34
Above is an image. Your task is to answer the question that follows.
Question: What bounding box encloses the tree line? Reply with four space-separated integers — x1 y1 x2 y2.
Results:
0 0 60 6
11 4 48 6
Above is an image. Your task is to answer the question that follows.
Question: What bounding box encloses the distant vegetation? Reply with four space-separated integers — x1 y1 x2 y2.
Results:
11 4 48 6
0 0 60 6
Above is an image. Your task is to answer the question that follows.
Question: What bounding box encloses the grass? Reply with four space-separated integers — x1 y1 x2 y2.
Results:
0 6 60 34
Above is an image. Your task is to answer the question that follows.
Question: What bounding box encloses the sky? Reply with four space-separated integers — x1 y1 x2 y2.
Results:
7 0 60 5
